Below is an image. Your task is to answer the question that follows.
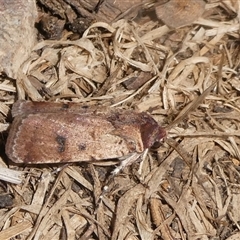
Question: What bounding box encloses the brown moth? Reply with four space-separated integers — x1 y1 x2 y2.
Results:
5 100 166 166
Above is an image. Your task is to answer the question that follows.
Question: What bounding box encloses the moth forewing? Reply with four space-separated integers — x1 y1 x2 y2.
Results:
6 101 166 164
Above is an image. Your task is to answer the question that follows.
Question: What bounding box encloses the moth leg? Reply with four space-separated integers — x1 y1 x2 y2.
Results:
51 163 70 175
39 164 71 184
99 150 148 202
111 151 145 176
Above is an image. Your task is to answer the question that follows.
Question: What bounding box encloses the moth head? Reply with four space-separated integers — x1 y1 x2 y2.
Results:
140 120 166 149
149 125 166 149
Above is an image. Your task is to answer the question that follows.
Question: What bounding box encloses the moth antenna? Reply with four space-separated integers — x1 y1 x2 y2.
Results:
166 52 224 131
166 81 216 130
165 138 215 203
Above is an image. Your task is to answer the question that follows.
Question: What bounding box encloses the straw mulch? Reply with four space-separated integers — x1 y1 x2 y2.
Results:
0 0 240 239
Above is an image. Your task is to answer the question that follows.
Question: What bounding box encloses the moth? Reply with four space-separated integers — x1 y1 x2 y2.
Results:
5 100 166 171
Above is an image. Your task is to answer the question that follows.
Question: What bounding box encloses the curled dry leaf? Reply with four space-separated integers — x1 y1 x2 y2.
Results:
155 0 206 28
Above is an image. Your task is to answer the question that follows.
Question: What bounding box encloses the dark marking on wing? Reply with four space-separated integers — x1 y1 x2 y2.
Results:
56 134 66 153
78 143 87 151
